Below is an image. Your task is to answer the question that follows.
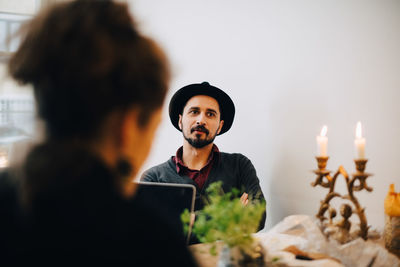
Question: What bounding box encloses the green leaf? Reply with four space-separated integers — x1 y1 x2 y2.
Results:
181 181 266 253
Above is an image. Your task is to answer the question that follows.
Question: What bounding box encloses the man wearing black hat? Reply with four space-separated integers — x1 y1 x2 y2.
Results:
141 82 266 229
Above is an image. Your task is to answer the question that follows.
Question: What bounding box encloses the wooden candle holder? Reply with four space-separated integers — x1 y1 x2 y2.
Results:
311 157 372 241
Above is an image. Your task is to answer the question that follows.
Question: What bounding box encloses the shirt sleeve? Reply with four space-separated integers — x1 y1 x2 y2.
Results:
238 154 267 230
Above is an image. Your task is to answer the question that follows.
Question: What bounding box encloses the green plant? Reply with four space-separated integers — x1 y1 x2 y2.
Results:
181 181 266 254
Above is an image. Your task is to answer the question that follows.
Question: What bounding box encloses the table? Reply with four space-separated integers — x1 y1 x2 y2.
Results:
188 215 400 267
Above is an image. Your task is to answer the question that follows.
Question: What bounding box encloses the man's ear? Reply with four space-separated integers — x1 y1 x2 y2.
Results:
119 109 140 150
178 114 183 130
217 120 224 135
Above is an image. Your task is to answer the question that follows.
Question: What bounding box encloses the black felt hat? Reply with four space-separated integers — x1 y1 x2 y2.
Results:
169 82 235 135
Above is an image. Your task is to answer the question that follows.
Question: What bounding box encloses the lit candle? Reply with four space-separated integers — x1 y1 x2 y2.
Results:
316 125 328 157
354 121 366 159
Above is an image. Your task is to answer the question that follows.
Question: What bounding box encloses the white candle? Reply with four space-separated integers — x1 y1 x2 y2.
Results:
316 125 328 157
354 121 366 159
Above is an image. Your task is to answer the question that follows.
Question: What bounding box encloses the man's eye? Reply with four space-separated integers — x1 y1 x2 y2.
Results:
207 112 215 117
189 110 198 114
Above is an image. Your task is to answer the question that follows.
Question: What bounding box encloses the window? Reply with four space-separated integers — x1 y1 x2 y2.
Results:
0 2 37 167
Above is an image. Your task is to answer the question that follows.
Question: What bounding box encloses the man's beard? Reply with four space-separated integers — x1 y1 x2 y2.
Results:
183 125 217 148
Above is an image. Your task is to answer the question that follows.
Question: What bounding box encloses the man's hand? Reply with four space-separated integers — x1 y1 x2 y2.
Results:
190 212 196 227
240 192 249 206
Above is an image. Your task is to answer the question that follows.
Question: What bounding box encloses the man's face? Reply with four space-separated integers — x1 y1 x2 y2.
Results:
179 95 224 148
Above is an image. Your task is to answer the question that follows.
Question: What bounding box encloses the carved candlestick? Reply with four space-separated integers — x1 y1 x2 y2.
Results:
311 157 372 241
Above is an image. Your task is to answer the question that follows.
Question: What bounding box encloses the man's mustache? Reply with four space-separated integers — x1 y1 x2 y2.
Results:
191 125 209 135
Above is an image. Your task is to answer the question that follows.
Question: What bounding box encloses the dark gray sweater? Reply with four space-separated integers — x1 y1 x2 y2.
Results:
141 152 266 229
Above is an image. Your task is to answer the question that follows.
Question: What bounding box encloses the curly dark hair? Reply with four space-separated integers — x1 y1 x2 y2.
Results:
8 0 170 139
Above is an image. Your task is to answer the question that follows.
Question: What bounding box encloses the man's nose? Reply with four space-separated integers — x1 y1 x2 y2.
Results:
196 113 206 125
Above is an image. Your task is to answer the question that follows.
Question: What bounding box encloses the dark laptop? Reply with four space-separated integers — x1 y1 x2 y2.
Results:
133 182 196 244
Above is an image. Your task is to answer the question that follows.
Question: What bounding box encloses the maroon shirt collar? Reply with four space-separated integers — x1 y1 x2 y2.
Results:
173 144 220 173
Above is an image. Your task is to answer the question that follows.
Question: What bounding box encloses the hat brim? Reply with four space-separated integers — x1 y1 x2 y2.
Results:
168 83 235 135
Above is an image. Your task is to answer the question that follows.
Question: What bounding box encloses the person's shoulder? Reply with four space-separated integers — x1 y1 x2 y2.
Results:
140 157 175 181
220 151 250 161
219 152 255 169
0 168 21 225
143 157 174 173
0 168 19 195
0 168 11 183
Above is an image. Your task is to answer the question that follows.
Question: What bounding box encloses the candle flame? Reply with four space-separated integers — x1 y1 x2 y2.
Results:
356 121 362 138
320 125 327 137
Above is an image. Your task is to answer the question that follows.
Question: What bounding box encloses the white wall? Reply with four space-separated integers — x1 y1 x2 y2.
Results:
130 0 400 231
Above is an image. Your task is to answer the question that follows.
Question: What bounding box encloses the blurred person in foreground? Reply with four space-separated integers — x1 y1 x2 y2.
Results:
0 0 197 266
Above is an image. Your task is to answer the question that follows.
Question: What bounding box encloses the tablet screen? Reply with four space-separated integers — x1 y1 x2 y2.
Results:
133 182 196 243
